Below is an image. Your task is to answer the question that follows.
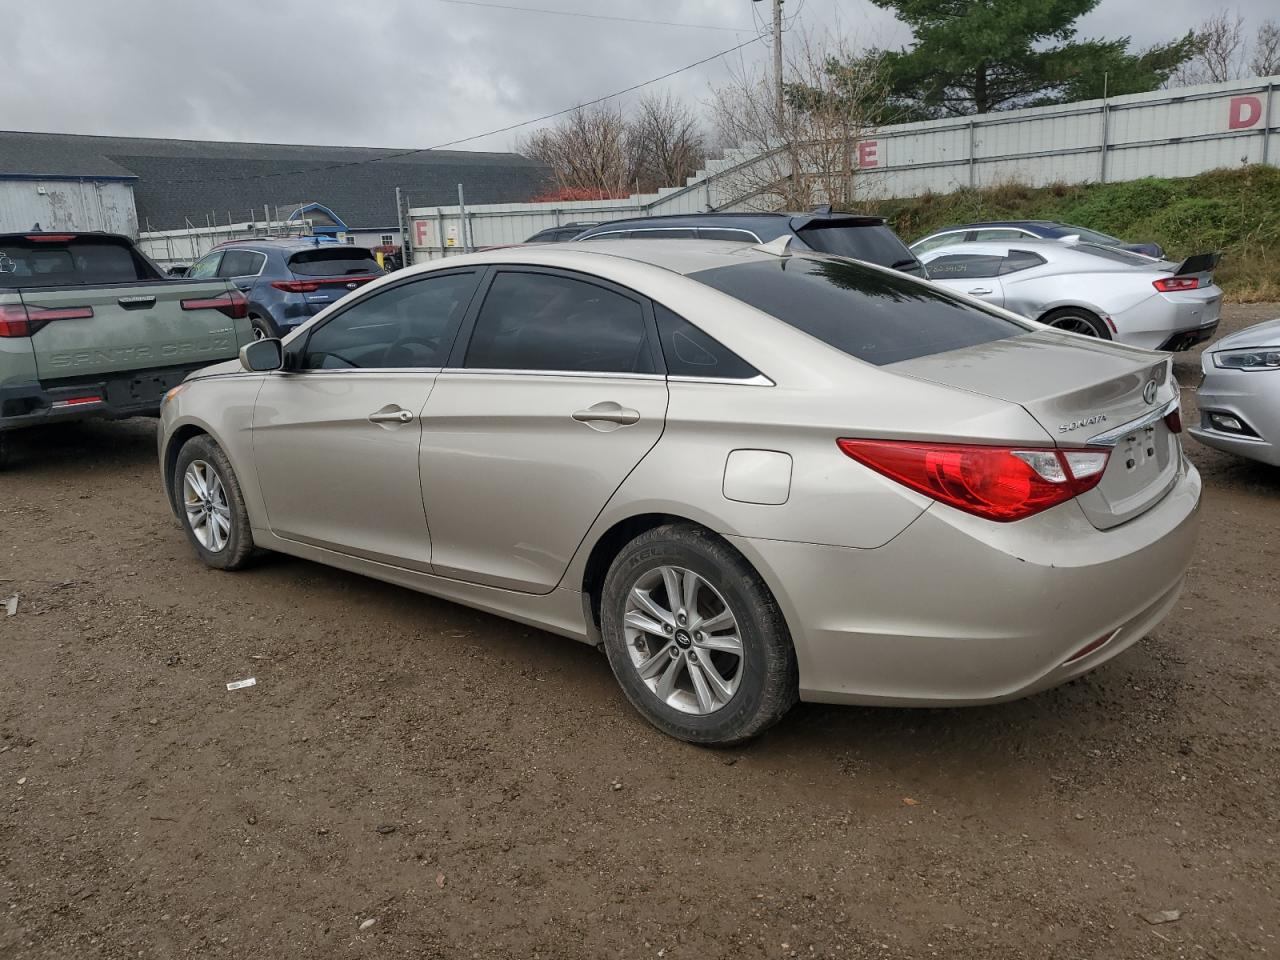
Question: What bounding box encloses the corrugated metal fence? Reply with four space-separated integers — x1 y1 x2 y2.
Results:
409 75 1278 258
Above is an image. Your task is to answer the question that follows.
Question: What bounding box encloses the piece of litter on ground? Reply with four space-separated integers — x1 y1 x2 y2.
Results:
17 777 27 786
1142 909 1182 925
435 872 446 888
226 677 257 691
358 917 376 931
902 797 919 806
4 595 17 617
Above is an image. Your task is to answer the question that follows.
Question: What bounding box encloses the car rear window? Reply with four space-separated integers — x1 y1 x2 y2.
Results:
1071 243 1154 266
0 236 160 287
795 222 923 274
288 248 382 277
689 256 1029 366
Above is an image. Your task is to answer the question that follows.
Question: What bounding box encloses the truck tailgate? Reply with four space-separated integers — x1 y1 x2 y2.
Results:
21 279 244 382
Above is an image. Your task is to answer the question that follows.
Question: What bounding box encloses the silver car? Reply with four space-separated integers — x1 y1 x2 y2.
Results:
157 240 1201 745
917 240 1222 351
1190 318 1280 466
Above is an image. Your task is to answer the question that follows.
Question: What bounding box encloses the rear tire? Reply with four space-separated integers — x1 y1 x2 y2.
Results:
600 523 798 746
172 435 255 570
1042 307 1109 339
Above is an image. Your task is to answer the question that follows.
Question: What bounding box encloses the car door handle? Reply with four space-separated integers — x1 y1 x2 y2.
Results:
968 287 993 295
572 402 640 425
368 407 414 424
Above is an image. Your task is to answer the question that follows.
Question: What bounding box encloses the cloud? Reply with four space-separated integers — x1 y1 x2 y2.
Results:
2 0 1273 153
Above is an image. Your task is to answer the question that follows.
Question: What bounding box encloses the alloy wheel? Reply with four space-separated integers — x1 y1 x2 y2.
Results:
623 565 744 715
1049 314 1099 336
183 459 232 552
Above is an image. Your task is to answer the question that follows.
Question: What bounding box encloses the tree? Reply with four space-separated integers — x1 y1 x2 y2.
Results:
631 93 706 193
518 104 636 199
857 0 1197 117
1249 19 1280 77
710 29 889 211
1176 10 1247 84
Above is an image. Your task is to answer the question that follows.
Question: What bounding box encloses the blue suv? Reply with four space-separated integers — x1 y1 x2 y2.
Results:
186 238 384 339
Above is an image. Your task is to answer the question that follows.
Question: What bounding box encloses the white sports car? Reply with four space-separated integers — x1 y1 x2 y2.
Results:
917 240 1221 351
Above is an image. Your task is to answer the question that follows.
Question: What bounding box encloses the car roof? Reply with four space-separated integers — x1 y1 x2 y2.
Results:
920 239 1152 269
579 211 888 233
928 221 1065 235
215 237 372 253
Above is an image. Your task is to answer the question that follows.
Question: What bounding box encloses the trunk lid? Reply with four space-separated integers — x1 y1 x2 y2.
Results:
890 329 1181 529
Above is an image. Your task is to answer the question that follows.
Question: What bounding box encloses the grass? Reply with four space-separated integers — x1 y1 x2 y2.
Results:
856 165 1280 302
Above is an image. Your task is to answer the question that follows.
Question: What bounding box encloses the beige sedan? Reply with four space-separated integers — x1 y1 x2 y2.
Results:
158 239 1200 745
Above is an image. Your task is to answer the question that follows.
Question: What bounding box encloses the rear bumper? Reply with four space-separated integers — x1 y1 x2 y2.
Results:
1117 289 1222 351
730 459 1201 706
0 364 204 431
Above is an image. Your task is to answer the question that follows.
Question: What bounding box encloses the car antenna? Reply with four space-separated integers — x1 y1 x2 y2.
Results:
752 235 793 258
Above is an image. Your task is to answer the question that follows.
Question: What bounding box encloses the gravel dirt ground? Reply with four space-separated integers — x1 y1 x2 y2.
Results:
2 304 1277 960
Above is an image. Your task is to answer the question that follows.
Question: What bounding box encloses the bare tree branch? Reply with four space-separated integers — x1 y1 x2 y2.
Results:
1250 19 1280 77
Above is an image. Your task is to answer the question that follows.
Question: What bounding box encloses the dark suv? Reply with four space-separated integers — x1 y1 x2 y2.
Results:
572 210 925 276
187 238 384 339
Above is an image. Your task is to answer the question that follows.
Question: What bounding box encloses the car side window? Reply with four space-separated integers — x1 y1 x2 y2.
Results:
655 304 760 379
302 272 475 370
464 271 655 374
188 252 222 279
217 250 265 278
973 229 1023 241
698 228 759 242
999 250 1048 275
628 228 696 240
925 254 1004 279
911 233 964 254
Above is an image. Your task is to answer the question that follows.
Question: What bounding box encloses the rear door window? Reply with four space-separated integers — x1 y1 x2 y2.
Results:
0 236 159 287
629 229 697 240
288 247 382 277
654 304 760 379
217 249 265 278
925 254 1004 279
464 271 655 374
690 256 1028 366
699 228 759 242
973 229 1026 241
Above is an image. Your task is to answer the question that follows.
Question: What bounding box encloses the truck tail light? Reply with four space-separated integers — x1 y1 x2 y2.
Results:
181 290 248 319
1153 277 1201 292
836 439 1111 522
0 304 94 336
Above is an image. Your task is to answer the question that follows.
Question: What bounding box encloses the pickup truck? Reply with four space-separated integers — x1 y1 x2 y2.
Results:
0 231 253 468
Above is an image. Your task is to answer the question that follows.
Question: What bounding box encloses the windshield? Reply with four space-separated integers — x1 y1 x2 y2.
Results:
288 248 382 277
0 236 160 287
690 255 1028 366
795 222 924 275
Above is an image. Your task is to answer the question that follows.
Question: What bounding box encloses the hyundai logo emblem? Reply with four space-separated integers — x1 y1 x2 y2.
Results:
1142 379 1158 404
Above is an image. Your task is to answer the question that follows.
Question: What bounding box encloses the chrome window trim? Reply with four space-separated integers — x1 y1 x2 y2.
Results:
1086 396 1180 446
280 366 445 376
579 227 712 241
696 228 763 242
443 367 667 381
668 373 775 387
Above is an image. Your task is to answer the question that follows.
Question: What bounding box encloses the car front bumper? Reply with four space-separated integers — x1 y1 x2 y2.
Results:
1190 362 1280 466
730 458 1201 706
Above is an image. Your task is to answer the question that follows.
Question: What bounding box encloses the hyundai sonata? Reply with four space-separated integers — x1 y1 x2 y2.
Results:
158 239 1200 745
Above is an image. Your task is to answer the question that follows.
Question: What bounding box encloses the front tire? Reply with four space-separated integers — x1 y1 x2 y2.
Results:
1042 307 1109 339
173 435 255 570
600 523 797 746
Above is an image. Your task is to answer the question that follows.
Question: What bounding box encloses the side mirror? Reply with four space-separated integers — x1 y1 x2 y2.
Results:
239 338 283 372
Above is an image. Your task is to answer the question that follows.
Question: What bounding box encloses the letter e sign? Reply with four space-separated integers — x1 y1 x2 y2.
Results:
857 141 880 168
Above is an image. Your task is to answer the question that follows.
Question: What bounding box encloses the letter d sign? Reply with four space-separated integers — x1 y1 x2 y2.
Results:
1228 95 1262 130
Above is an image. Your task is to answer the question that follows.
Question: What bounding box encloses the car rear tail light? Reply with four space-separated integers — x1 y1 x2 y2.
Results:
1153 276 1201 292
1063 629 1119 665
25 234 77 242
1163 406 1183 434
271 275 379 294
0 304 94 336
51 395 103 408
836 439 1111 522
271 279 320 293
181 289 248 319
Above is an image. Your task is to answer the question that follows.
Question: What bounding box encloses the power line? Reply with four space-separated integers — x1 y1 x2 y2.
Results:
437 0 751 33
153 33 765 184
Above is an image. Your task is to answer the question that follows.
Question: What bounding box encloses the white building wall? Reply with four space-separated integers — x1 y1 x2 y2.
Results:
409 75 1279 259
0 179 138 235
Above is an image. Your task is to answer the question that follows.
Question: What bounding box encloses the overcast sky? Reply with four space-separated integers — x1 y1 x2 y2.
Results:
2 0 1274 152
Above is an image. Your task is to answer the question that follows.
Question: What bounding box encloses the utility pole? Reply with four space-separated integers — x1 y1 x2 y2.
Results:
772 0 784 121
